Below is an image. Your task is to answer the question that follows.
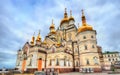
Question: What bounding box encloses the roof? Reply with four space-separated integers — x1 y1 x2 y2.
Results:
103 51 119 54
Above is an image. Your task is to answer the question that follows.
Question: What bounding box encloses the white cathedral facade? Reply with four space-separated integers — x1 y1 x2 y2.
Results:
15 8 104 73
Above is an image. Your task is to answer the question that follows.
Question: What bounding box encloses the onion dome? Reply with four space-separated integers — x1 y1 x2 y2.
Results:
57 42 61 47
36 30 41 42
50 19 55 29
78 10 93 33
60 8 69 25
30 32 35 45
69 10 75 21
50 19 56 34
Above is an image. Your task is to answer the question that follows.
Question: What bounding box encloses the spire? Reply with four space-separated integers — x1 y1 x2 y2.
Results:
30 32 35 45
64 8 68 18
50 19 55 29
81 9 86 26
70 10 72 17
36 30 41 42
52 19 53 24
78 23 80 28
50 19 56 34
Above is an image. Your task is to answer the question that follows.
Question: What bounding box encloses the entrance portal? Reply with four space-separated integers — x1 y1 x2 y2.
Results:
38 58 42 71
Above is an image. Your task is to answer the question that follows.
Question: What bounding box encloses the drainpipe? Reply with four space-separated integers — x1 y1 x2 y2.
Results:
77 41 80 72
72 41 75 71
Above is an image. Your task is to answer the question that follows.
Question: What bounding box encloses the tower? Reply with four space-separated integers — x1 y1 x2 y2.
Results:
77 10 102 72
30 32 35 46
36 30 41 45
69 10 75 25
60 8 69 29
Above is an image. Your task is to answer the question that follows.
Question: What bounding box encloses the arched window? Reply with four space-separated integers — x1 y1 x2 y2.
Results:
92 45 95 48
116 58 118 61
83 36 86 39
85 45 87 50
93 57 98 65
86 59 90 65
109 59 111 61
49 59 52 66
91 35 94 38
76 61 79 67
52 46 56 53
113 59 114 61
56 58 59 66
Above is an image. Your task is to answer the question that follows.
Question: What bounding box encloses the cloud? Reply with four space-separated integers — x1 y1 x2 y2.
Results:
0 0 120 68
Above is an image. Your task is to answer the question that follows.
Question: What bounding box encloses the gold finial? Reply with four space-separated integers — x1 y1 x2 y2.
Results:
52 19 53 24
31 32 35 45
33 32 35 36
36 30 41 42
81 9 84 16
78 23 80 28
65 8 67 13
81 9 86 25
70 10 72 16
39 30 40 33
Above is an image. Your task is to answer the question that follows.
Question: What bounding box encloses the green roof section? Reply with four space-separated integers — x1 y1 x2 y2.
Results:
103 51 119 54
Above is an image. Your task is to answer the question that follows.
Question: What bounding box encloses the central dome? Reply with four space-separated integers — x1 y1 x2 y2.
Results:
78 24 93 33
78 10 93 33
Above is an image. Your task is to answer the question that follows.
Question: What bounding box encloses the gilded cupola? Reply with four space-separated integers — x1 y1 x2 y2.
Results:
50 19 56 34
78 10 93 33
60 8 69 25
69 10 75 21
36 30 41 42
30 32 35 46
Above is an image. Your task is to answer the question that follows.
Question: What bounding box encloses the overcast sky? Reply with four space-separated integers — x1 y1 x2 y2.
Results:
0 0 120 68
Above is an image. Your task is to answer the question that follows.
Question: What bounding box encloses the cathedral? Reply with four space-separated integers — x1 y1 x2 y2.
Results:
15 8 104 73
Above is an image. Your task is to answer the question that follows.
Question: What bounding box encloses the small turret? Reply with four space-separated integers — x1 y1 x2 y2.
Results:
60 8 69 26
78 9 93 33
36 30 41 45
49 19 56 34
69 10 75 21
30 32 35 46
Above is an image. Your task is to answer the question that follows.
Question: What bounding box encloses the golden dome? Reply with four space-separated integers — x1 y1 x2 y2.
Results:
78 24 93 33
69 10 75 21
30 32 35 45
57 42 61 47
60 18 69 25
51 30 56 34
36 30 41 42
60 8 69 25
78 9 93 33
50 19 55 29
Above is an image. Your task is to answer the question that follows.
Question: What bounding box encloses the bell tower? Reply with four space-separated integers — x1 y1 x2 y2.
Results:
77 10 102 72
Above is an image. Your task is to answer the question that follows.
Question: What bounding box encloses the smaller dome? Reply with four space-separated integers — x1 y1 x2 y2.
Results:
78 24 93 33
50 24 55 29
36 30 41 42
56 42 61 47
51 30 56 34
69 10 75 21
36 36 41 41
50 19 55 29
69 16 75 21
60 18 69 25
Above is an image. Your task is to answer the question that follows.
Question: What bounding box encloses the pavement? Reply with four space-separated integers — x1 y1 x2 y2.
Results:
59 72 120 75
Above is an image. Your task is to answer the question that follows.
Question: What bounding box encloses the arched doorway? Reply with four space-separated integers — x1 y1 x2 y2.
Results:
38 58 42 71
